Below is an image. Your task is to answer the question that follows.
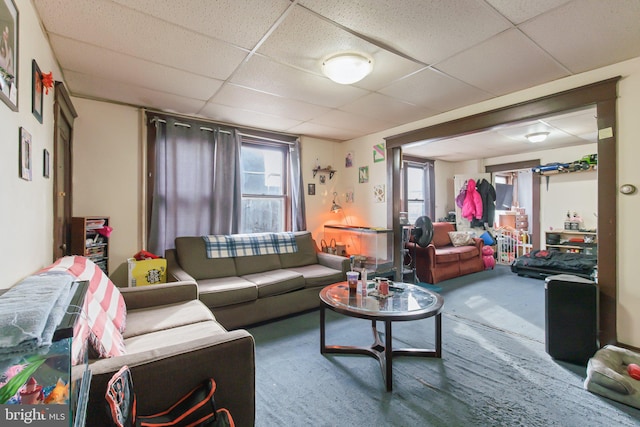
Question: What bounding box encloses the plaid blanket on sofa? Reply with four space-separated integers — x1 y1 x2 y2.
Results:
202 232 298 258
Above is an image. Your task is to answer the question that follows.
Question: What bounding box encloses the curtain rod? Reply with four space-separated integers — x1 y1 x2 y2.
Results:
149 117 298 144
149 117 231 134
146 109 299 142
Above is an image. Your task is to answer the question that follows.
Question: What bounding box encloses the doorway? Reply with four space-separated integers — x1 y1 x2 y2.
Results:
52 82 77 260
386 78 618 345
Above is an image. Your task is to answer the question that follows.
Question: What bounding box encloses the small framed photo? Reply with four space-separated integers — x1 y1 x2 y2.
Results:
319 174 326 185
32 59 43 123
358 166 369 183
43 148 50 178
345 152 353 167
307 183 315 195
0 0 19 111
19 127 32 181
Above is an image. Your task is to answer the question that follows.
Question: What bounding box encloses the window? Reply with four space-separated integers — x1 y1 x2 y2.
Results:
403 159 435 224
240 141 290 233
146 112 304 255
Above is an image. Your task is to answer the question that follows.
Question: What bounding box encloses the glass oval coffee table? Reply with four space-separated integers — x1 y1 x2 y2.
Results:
319 281 444 391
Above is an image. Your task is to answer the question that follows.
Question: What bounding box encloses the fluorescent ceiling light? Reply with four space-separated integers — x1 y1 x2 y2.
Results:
525 132 550 143
322 53 373 85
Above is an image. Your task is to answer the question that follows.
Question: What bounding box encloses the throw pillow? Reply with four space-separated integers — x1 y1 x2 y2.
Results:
41 256 127 332
40 256 127 358
448 231 475 247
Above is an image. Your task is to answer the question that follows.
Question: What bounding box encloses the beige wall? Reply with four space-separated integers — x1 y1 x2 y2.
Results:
70 98 142 285
0 0 62 288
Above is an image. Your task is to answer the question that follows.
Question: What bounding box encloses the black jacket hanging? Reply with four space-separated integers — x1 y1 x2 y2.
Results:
476 179 496 227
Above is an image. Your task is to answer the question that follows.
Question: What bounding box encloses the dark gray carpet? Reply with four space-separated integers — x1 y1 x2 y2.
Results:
250 266 640 426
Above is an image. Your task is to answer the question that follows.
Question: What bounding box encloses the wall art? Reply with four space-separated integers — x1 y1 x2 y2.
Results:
0 0 18 111
373 143 385 163
307 183 315 195
19 127 31 181
358 166 369 183
32 59 43 122
345 152 353 167
43 148 50 178
374 184 386 202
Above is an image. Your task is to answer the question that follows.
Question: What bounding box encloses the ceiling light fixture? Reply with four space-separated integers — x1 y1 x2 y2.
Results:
322 53 373 85
525 132 550 143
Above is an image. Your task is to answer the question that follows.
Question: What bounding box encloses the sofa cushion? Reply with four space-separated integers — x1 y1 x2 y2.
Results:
458 246 481 261
234 254 282 276
123 321 228 355
242 270 305 298
448 231 475 247
279 231 319 268
175 237 237 280
123 300 215 339
197 277 258 308
432 222 455 247
434 247 461 264
287 264 345 288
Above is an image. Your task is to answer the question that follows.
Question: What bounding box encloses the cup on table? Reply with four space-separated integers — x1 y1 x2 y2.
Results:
379 279 389 295
346 271 359 292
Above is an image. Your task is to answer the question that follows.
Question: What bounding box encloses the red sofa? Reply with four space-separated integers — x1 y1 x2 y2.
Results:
406 222 484 284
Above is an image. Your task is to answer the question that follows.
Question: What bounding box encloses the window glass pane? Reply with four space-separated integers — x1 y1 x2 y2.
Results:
241 145 284 195
241 198 285 233
407 167 424 200
407 201 424 224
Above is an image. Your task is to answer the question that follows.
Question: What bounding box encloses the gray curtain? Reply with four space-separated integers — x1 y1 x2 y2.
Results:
148 117 241 255
290 139 306 231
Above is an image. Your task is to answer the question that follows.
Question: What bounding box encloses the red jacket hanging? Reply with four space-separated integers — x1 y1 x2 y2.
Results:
461 178 483 221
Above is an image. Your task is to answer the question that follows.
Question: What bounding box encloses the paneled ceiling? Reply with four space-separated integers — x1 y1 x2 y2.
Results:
34 0 640 160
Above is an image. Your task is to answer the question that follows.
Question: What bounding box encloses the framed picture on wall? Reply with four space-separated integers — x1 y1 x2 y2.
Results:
43 148 50 178
32 59 43 123
308 183 315 195
19 127 32 181
0 0 19 111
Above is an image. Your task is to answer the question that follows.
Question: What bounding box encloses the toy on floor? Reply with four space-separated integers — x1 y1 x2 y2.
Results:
482 245 495 270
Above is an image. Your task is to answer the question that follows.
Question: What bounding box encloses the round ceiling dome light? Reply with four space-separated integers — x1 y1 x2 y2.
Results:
322 52 373 85
525 132 550 143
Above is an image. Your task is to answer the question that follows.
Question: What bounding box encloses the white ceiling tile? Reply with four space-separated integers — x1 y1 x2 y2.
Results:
257 5 423 90
231 55 368 108
199 103 302 133
35 0 247 79
298 0 511 64
340 93 439 125
32 0 640 146
63 70 207 114
111 0 292 49
50 36 223 101
212 84 331 122
287 122 360 141
309 109 395 135
520 0 640 73
436 29 570 95
379 68 492 112
486 0 572 24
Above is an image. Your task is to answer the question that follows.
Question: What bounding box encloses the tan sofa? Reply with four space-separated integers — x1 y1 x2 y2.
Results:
166 231 350 329
407 222 484 284
86 281 256 427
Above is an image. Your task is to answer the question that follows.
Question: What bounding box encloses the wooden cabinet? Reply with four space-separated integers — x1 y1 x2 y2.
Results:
545 229 597 254
71 216 110 273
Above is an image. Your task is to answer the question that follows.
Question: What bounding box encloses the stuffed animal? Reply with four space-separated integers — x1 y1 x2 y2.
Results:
482 245 495 270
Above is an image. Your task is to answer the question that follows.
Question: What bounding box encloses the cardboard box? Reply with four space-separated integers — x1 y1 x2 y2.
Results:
127 258 167 287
